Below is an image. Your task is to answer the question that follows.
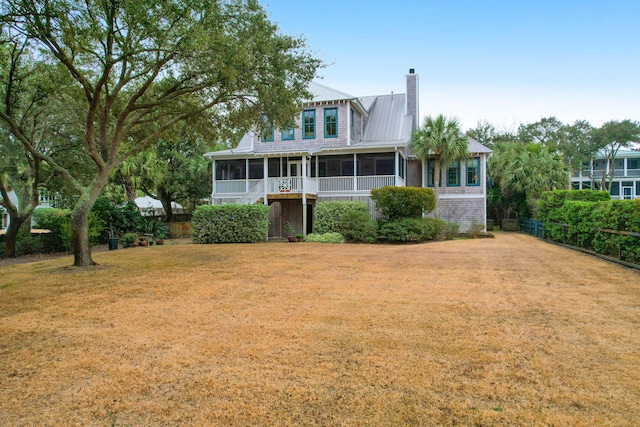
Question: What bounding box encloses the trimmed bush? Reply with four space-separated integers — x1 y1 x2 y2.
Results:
337 209 378 243
538 190 610 223
192 204 270 243
314 201 369 234
305 232 345 243
370 186 435 220
378 217 453 242
541 197 640 264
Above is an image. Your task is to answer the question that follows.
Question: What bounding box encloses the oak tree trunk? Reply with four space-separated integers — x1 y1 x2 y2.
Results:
4 214 27 258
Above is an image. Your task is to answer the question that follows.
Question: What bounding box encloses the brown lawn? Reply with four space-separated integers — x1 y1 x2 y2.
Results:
0 232 639 426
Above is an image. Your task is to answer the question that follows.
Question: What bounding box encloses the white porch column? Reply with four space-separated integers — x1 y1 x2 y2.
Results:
246 159 250 192
263 157 268 205
302 157 308 237
394 149 399 186
211 159 216 201
624 157 628 177
353 153 357 191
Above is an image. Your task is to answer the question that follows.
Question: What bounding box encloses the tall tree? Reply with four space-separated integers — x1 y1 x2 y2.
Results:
517 116 566 152
591 120 640 190
489 142 569 219
0 29 62 257
411 115 469 217
1 0 320 266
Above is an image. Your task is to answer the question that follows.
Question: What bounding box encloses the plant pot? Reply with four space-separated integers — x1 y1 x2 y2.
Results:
156 239 164 245
108 238 119 250
287 236 297 242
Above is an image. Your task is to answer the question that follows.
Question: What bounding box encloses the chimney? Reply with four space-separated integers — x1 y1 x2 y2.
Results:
406 68 419 130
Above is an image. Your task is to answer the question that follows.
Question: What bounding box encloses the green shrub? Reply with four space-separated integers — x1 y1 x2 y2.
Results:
32 208 105 252
121 232 139 248
538 190 610 222
337 209 378 243
444 221 460 240
314 201 370 234
378 218 433 242
541 197 640 264
33 208 69 252
192 204 270 243
370 186 435 220
91 197 144 241
16 235 44 255
305 232 345 243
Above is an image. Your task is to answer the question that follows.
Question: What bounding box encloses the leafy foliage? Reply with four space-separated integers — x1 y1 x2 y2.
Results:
191 204 269 244
488 142 569 219
370 186 435 220
1 0 320 265
539 195 640 264
411 114 469 217
305 233 346 244
378 218 456 242
91 196 144 241
537 190 611 222
313 201 377 243
33 208 104 252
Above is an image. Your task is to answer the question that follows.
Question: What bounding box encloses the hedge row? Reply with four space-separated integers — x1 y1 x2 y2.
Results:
370 186 435 220
538 190 640 263
538 190 611 221
192 204 270 243
313 201 377 243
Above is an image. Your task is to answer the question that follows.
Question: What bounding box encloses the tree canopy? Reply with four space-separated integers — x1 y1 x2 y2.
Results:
0 0 321 265
410 114 469 217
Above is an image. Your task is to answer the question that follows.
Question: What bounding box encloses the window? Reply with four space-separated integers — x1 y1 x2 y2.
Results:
268 158 281 177
350 109 355 139
302 110 315 139
636 182 640 196
447 161 460 186
427 159 436 187
582 181 592 190
324 108 338 138
215 160 246 180
398 155 405 179
628 158 639 170
571 182 580 190
260 125 274 142
318 155 354 177
248 159 264 179
608 181 620 196
281 128 294 141
357 153 394 176
466 157 480 186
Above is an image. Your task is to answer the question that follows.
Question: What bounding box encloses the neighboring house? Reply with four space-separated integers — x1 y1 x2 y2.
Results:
134 196 184 217
571 149 640 200
0 190 55 232
204 69 492 237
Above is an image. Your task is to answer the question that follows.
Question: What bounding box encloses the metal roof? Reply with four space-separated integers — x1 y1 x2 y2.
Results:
360 94 413 143
307 81 356 103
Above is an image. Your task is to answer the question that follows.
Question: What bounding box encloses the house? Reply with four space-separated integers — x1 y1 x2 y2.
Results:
0 190 55 233
204 69 492 237
571 149 640 199
134 196 184 217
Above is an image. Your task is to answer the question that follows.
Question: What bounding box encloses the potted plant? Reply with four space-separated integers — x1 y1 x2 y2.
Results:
107 225 119 250
154 222 170 245
296 233 304 242
122 232 138 248
285 221 297 242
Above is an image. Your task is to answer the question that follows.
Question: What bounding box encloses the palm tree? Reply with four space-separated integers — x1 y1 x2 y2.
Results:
410 115 469 217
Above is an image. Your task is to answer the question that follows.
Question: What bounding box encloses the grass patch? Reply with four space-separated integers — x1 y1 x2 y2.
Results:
1 235 639 425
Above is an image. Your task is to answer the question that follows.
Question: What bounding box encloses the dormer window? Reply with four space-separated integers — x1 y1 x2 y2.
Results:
302 109 315 139
324 108 338 138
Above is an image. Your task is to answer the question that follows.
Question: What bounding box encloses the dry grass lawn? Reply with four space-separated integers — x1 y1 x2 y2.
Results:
1 233 639 426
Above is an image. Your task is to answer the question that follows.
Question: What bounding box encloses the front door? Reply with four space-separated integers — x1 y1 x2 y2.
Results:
623 185 633 200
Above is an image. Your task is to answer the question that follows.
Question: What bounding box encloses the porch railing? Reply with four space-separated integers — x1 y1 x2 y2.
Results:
215 175 400 197
238 180 264 205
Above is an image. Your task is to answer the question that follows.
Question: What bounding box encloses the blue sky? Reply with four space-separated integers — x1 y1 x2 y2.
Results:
260 0 640 132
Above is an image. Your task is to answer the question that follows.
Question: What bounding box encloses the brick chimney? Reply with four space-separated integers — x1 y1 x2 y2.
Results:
406 68 419 130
